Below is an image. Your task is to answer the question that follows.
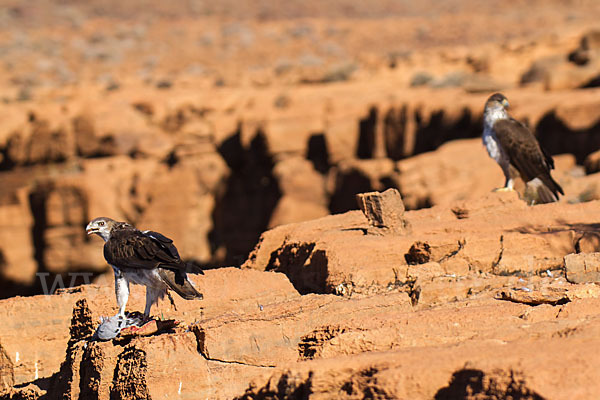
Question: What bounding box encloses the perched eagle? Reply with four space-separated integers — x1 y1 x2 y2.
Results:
86 217 203 319
483 93 564 204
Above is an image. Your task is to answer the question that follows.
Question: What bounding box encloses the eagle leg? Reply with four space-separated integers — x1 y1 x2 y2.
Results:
494 180 514 192
114 270 130 317
493 170 514 192
499 162 515 190
144 287 164 319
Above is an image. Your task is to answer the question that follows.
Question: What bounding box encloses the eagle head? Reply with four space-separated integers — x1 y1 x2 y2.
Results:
484 93 510 127
486 93 510 110
86 217 121 242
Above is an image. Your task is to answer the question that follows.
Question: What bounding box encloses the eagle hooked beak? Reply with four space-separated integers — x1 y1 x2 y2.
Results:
85 224 97 235
501 98 509 108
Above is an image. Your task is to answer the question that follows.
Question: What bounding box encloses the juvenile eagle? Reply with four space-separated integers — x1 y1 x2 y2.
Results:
86 217 203 318
483 93 564 203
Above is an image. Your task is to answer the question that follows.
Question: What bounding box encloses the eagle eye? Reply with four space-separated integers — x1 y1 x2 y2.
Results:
98 221 105 226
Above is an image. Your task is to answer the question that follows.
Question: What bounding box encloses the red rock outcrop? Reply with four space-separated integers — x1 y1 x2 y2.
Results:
244 191 600 299
2 193 600 398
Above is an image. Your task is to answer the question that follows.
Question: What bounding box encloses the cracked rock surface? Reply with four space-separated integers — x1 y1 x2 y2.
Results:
2 193 600 398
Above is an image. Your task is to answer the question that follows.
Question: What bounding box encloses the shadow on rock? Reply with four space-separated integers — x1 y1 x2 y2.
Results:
211 127 281 266
435 368 545 400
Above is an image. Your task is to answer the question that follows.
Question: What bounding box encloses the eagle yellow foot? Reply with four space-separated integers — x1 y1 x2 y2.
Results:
493 187 515 193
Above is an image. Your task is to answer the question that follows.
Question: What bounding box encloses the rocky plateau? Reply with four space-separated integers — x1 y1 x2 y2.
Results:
1 0 600 399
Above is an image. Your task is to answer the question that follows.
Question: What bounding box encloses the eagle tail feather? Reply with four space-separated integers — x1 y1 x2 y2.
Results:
540 173 564 197
536 185 559 204
526 176 562 204
158 268 203 300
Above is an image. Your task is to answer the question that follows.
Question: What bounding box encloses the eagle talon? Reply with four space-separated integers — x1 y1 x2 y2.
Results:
493 187 515 193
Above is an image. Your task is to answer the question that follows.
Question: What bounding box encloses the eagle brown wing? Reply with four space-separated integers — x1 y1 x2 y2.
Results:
142 230 181 259
104 228 186 271
493 118 564 198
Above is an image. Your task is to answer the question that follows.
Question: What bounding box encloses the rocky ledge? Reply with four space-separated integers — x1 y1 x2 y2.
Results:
2 190 600 399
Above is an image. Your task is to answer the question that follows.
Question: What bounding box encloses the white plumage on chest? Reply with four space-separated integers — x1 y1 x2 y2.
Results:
483 126 505 163
483 107 509 166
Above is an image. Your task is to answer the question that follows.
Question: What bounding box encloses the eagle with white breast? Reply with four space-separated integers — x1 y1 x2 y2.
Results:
483 93 564 204
86 217 203 319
